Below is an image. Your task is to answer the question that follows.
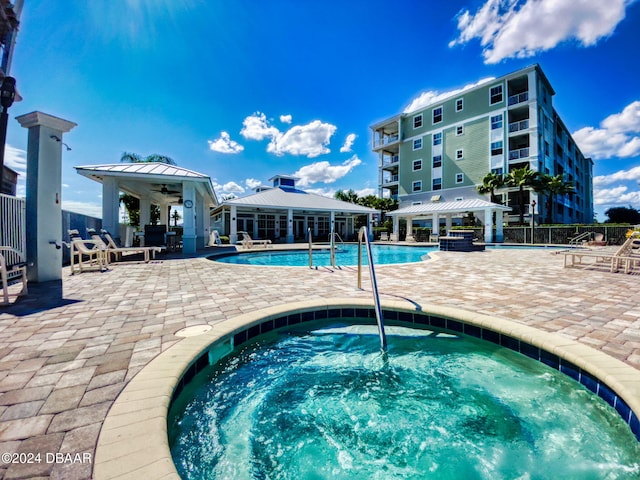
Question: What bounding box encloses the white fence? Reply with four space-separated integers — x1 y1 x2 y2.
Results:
0 193 26 266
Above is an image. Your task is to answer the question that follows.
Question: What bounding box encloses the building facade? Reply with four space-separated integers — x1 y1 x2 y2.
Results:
372 64 594 225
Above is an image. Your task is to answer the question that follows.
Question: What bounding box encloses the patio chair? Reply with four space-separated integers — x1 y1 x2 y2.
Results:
240 232 272 249
0 247 28 305
68 229 108 274
93 229 162 263
379 232 389 241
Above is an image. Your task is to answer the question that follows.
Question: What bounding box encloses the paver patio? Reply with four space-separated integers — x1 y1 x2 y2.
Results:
0 246 639 479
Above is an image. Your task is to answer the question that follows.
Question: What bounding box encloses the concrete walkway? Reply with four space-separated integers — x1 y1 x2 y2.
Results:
0 246 639 479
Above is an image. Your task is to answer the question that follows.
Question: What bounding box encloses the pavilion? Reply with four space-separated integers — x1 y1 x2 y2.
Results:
75 163 218 254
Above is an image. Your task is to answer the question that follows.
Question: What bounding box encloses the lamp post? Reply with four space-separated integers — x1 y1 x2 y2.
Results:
530 199 536 245
0 76 16 192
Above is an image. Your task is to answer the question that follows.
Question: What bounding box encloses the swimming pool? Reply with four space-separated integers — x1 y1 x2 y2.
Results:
169 321 640 479
213 244 436 267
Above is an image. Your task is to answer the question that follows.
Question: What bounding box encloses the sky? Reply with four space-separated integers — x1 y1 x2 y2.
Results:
4 0 640 222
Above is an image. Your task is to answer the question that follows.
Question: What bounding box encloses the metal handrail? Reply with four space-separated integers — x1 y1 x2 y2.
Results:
330 229 336 267
357 226 387 352
308 228 313 268
569 231 592 245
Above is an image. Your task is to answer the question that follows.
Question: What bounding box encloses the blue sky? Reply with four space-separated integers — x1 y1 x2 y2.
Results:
4 0 640 222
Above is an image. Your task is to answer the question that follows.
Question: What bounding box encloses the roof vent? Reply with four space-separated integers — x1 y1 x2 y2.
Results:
431 195 442 202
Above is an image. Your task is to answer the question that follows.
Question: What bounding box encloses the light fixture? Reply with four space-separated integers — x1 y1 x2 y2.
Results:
49 135 72 151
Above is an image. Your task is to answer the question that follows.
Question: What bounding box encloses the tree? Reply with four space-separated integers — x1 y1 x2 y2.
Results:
504 167 540 225
171 209 182 226
119 152 177 226
604 206 640 224
334 189 359 204
533 174 575 224
477 172 505 204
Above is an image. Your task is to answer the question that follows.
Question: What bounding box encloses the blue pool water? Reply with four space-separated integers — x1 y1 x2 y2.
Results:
169 323 640 479
213 244 436 267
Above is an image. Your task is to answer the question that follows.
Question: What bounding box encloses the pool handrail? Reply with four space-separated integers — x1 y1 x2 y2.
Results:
308 228 313 268
357 226 388 351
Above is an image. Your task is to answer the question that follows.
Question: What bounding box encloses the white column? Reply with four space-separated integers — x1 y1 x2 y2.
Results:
196 191 208 249
101 176 120 241
139 197 151 229
16 111 77 282
432 213 440 236
182 182 196 254
229 205 238 244
445 214 452 233
159 201 169 227
484 208 493 243
405 216 414 241
495 210 504 242
392 216 399 241
286 209 294 243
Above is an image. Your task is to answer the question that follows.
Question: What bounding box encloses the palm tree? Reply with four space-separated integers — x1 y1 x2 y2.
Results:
534 174 575 224
119 152 177 225
504 167 540 225
171 209 181 226
334 189 359 204
477 172 505 204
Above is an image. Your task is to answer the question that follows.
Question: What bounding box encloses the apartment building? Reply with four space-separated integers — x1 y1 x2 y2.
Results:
372 64 594 226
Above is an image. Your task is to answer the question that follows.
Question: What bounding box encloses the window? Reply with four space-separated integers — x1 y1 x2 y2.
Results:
491 114 503 130
432 178 442 190
433 132 442 146
490 85 503 104
491 141 503 156
432 106 443 124
413 138 422 150
456 98 463 112
455 173 464 184
432 155 442 168
456 149 463 160
412 181 422 192
413 114 423 129
491 167 503 175
544 141 550 156
413 159 422 171
456 125 464 136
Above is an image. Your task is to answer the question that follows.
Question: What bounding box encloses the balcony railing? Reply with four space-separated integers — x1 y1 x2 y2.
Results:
382 174 399 185
508 119 529 133
374 135 399 148
509 147 530 160
381 155 399 167
508 92 529 106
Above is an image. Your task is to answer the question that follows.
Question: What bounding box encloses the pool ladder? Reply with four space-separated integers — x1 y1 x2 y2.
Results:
357 226 388 352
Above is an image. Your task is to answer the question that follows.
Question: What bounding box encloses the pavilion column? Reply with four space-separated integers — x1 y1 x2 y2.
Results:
432 213 440 236
229 205 238 244
286 209 294 243
196 191 208 249
392 216 399 241
445 214 452 233
313 217 319 237
139 197 151 230
253 213 259 239
182 182 197 254
495 210 504 242
102 176 120 242
159 201 169 228
405 216 414 242
484 208 493 243
16 111 77 283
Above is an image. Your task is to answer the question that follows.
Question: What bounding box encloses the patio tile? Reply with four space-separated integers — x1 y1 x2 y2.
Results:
40 386 86 414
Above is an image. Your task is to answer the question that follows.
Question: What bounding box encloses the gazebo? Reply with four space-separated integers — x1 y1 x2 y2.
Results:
387 198 511 242
75 163 218 254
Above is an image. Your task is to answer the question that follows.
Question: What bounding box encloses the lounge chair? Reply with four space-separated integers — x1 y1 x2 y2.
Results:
68 230 108 274
0 247 27 305
563 232 640 273
92 229 162 263
380 232 389 241
240 232 272 249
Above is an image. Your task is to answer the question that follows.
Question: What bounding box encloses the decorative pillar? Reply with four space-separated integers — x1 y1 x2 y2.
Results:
16 111 76 282
159 201 169 228
139 197 151 230
101 176 120 242
432 213 440 236
405 216 414 242
182 181 196 254
484 208 493 243
286 209 294 243
495 210 504 242
229 205 238 244
392 216 399 241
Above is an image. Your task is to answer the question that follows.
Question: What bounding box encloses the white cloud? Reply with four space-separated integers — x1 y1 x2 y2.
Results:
4 145 26 175
450 0 632 64
593 185 640 206
293 155 362 187
404 78 495 113
304 187 336 198
222 181 245 194
245 178 262 189
593 165 640 187
340 133 356 153
240 112 281 141
573 101 640 159
62 200 102 218
356 187 376 197
280 114 292 124
208 131 244 154
267 120 337 158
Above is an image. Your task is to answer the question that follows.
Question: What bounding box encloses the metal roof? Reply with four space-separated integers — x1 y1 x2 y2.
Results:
223 187 378 214
387 198 511 216
75 163 208 179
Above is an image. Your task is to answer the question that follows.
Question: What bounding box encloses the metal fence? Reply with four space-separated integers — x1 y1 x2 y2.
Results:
0 193 26 266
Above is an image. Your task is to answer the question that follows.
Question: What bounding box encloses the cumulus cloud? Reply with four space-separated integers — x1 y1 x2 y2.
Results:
212 180 245 199
340 133 356 153
573 101 640 159
62 200 102 218
241 112 337 158
593 185 640 206
208 131 244 154
293 155 362 187
304 187 337 198
280 114 292 124
404 78 495 113
245 178 262 189
593 165 640 187
356 187 376 197
449 0 632 64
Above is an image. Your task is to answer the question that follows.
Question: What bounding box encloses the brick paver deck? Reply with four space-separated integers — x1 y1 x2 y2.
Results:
0 246 638 479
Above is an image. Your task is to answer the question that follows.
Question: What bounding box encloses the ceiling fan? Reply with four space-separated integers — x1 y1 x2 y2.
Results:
152 184 181 195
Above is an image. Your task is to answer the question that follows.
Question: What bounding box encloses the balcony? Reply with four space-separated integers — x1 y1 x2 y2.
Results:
373 135 399 149
508 119 529 133
382 174 399 186
508 92 528 106
381 155 399 169
509 148 530 160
